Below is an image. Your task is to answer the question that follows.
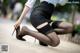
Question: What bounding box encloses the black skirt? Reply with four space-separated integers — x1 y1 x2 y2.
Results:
30 1 54 34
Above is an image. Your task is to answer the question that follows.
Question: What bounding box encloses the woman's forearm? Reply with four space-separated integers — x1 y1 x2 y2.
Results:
18 5 30 22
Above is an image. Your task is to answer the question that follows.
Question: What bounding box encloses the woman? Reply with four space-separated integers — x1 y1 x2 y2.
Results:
14 0 72 47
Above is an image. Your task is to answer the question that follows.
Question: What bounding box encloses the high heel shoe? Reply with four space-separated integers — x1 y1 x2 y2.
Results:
16 26 26 41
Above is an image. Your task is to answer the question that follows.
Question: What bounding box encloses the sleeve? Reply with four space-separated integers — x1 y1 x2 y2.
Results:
25 0 36 8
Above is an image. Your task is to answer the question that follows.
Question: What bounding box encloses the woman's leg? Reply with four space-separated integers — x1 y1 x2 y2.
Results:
58 22 73 33
51 21 73 34
19 26 60 47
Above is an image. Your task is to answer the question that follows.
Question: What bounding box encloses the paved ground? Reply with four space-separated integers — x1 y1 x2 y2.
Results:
0 18 80 53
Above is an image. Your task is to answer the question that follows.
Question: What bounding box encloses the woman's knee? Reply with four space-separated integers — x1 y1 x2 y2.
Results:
47 32 60 47
51 37 60 47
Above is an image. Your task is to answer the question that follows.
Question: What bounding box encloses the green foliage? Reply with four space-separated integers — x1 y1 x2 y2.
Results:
19 0 27 5
55 4 72 13
3 0 27 6
3 0 8 6
51 16 58 21
75 25 80 32
78 4 80 12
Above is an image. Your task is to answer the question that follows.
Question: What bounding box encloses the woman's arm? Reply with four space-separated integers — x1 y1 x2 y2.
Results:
14 5 30 29
18 0 36 23
18 6 30 23
14 0 36 28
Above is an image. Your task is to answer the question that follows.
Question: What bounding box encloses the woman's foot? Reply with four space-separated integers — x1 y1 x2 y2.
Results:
16 26 26 41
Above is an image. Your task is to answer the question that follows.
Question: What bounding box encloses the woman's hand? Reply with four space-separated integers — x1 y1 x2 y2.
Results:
14 20 21 29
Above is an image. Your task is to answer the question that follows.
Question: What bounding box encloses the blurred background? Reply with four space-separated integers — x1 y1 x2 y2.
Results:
0 0 80 53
